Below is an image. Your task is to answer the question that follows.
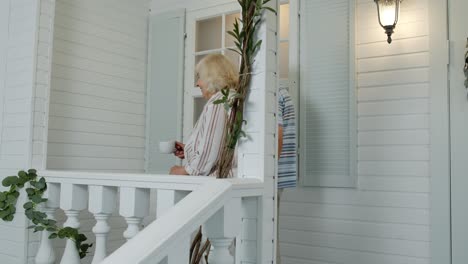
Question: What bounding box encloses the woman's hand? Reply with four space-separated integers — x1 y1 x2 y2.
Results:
174 141 185 159
169 165 189 175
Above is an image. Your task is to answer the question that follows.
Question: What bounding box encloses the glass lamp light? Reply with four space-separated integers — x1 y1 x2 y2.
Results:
374 0 401 44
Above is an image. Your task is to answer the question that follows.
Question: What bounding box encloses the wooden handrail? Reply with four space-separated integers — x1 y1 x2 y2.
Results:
40 170 216 191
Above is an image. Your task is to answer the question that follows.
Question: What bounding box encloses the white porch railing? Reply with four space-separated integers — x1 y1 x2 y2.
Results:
34 170 263 264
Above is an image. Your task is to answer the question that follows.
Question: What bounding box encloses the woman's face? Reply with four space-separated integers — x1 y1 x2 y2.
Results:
196 76 212 100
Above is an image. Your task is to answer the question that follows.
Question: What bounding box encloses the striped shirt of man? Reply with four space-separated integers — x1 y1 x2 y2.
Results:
278 87 297 189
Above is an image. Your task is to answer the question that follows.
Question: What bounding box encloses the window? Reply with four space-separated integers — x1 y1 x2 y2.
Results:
184 4 241 141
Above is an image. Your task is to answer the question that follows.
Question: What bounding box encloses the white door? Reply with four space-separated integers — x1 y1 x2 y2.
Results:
449 0 468 263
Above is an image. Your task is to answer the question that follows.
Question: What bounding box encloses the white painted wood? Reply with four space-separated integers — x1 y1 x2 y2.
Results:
449 0 468 263
279 1 433 262
146 9 185 174
299 0 356 187
46 0 149 172
155 190 190 218
35 206 58 264
88 186 117 263
208 238 234 264
60 184 88 264
119 187 150 240
101 180 262 264
427 0 451 263
35 183 60 264
167 237 189 264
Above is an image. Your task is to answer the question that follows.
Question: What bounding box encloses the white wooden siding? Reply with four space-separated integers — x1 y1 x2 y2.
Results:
46 0 149 172
279 0 431 264
0 1 41 263
27 0 149 263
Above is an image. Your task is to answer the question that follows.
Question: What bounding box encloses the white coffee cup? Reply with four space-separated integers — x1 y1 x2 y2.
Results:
159 140 176 154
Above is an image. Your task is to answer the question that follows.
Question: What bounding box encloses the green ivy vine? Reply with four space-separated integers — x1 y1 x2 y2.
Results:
0 169 92 259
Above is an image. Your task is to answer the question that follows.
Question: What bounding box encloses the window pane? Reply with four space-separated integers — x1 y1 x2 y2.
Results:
196 17 222 52
225 12 241 48
279 42 289 79
225 49 240 72
279 4 290 40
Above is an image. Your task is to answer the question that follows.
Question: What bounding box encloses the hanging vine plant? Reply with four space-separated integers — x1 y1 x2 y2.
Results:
213 0 276 178
0 169 92 258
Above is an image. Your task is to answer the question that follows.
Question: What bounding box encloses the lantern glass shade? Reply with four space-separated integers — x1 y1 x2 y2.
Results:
374 0 401 43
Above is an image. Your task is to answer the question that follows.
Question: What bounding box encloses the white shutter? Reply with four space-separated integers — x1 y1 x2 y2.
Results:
146 10 185 173
299 0 356 187
0 0 9 146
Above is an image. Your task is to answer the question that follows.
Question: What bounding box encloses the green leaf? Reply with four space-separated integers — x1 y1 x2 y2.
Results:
0 202 4 208
37 177 47 190
0 192 6 202
34 226 45 232
46 227 56 232
0 210 9 219
2 176 19 187
227 47 242 56
227 30 238 40
4 214 13 221
49 233 58 239
252 39 262 53
7 194 18 203
25 209 33 219
28 169 37 174
26 188 35 196
18 171 27 178
23 202 33 210
33 211 47 220
31 195 43 204
262 6 277 15
213 99 225 105
46 219 57 226
27 225 36 229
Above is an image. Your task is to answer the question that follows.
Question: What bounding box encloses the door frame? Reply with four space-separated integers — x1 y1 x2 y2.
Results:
429 0 451 263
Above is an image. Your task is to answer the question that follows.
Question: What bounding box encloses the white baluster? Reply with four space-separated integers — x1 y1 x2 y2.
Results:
60 184 88 264
35 183 60 264
206 198 242 264
89 186 117 264
119 187 149 240
156 190 190 218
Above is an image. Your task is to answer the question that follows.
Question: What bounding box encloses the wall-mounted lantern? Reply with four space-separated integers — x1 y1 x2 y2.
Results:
374 0 402 44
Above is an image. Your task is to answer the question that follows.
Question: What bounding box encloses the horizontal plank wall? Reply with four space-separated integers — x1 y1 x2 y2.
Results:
46 0 149 172
279 0 431 263
0 0 41 263
31 0 150 263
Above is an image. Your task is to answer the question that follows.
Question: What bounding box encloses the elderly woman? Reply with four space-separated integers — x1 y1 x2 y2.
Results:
169 54 239 176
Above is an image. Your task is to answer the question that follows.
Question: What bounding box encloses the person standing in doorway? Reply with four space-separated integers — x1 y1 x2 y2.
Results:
277 86 297 264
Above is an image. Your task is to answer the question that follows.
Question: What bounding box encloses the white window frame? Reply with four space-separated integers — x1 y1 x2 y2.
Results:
183 2 241 142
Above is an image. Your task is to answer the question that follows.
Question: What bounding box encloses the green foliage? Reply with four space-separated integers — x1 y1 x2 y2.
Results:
0 169 92 259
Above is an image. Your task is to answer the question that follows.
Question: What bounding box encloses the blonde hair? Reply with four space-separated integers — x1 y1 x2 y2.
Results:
196 54 239 94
